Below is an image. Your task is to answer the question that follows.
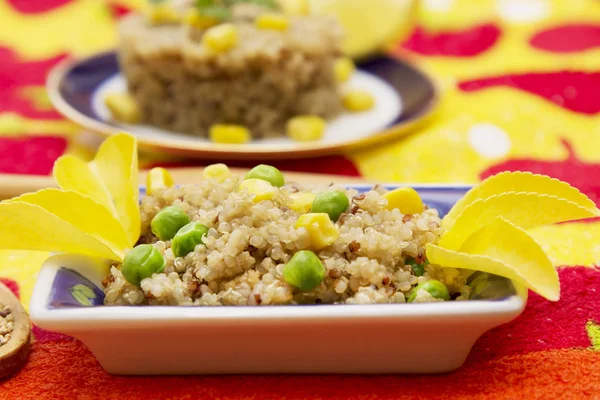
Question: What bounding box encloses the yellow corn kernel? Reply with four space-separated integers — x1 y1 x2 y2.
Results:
256 13 290 31
295 213 340 250
383 187 424 214
146 167 174 195
184 10 219 30
286 115 326 142
104 92 140 124
239 179 278 203
342 90 375 112
334 57 356 83
146 4 182 25
209 124 251 144
278 0 309 15
202 23 239 52
289 192 316 214
203 163 232 182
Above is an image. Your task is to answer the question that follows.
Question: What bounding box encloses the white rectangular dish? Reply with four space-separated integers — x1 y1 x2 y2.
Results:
29 185 527 375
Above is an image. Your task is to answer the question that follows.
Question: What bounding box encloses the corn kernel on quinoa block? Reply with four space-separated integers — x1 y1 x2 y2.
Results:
103 176 471 306
117 3 344 138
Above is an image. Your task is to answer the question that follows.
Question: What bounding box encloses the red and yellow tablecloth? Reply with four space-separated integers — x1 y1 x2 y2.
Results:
1 0 600 398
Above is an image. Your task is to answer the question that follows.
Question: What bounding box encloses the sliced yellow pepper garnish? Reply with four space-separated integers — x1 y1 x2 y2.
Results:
8 189 130 259
295 213 339 250
439 192 598 251
53 133 140 246
444 172 598 230
428 217 559 301
0 202 121 261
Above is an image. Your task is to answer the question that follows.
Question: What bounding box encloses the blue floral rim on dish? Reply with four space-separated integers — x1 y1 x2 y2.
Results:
46 185 513 309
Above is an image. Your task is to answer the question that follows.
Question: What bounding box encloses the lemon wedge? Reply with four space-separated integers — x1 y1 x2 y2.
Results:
308 0 416 59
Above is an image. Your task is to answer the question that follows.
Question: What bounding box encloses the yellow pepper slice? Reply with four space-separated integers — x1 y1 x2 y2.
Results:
428 217 560 301
9 189 130 259
443 172 598 230
53 133 140 247
0 202 121 261
439 192 599 251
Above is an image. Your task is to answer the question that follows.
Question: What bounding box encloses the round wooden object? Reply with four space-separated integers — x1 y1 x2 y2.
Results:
0 283 31 379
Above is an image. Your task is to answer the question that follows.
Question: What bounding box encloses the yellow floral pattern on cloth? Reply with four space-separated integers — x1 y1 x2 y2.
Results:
0 0 144 60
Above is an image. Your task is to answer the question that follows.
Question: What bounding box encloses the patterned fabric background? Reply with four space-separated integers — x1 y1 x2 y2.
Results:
1 0 600 398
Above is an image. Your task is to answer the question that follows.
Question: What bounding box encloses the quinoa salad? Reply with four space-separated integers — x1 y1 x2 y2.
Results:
103 164 471 306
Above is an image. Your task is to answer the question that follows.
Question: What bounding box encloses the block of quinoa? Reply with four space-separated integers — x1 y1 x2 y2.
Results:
103 163 469 306
114 0 346 139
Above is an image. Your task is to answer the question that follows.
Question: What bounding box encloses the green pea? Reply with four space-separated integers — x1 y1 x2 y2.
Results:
151 206 190 241
407 279 450 303
406 258 429 277
245 164 285 187
121 244 166 287
172 222 209 258
283 250 325 291
311 190 349 221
